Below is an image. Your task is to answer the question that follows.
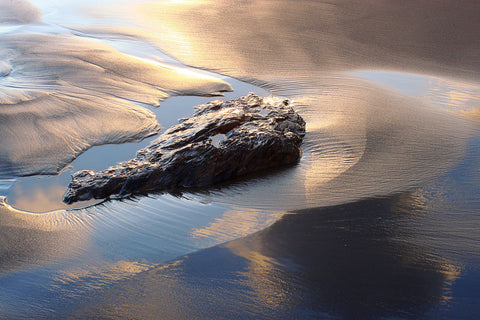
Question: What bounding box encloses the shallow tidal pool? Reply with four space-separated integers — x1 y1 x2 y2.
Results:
0 1 479 319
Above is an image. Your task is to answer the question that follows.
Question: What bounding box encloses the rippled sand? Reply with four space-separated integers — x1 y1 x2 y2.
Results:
0 1 479 319
0 26 231 177
72 0 479 209
121 0 480 81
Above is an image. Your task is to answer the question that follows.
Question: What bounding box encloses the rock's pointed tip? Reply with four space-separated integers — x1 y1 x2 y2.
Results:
63 94 306 204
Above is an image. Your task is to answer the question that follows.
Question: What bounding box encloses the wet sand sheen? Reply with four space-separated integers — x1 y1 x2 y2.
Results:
192 75 473 210
0 0 479 319
122 0 480 81
56 155 480 319
0 33 232 177
68 0 479 210
3 77 269 212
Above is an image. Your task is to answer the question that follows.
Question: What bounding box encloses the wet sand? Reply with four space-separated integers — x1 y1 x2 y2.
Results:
0 0 479 319
123 0 480 81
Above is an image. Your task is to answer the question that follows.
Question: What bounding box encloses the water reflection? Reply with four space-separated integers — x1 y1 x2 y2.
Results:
68 192 463 319
0 30 231 176
0 192 285 318
3 133 479 319
3 77 268 213
191 206 283 246
73 0 479 211
424 78 480 121
0 1 479 319
193 75 473 211
226 195 461 320
11 183 79 213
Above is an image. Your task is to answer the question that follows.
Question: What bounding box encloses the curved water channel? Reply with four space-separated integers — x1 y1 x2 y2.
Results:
0 1 479 318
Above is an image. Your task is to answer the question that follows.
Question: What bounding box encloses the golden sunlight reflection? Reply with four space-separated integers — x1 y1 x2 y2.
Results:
125 2 196 60
11 183 71 213
165 0 205 5
0 32 231 177
53 260 154 295
60 0 479 211
463 104 480 122
71 191 468 319
191 207 282 244
0 1 478 318
221 192 463 316
118 0 480 82
423 78 480 122
186 76 472 211
225 240 290 309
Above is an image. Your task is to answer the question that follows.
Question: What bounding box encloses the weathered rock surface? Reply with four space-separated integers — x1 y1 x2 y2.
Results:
63 93 306 204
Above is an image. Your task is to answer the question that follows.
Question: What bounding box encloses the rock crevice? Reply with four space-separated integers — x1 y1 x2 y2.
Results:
63 93 306 204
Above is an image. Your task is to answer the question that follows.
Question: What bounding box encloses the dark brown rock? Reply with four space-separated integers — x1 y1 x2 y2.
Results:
63 93 305 204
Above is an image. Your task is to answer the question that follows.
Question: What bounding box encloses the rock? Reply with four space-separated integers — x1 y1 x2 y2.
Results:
63 93 306 204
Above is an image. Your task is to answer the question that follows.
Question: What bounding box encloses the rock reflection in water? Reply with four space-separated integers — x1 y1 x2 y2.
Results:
69 192 462 320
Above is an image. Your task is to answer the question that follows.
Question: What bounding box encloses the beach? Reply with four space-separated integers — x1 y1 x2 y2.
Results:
1 1 479 319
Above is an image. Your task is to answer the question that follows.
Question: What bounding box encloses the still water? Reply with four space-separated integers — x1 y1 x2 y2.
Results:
0 1 479 319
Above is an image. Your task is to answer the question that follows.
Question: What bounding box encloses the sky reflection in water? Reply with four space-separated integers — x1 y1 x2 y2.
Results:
63 159 480 319
0 0 479 319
